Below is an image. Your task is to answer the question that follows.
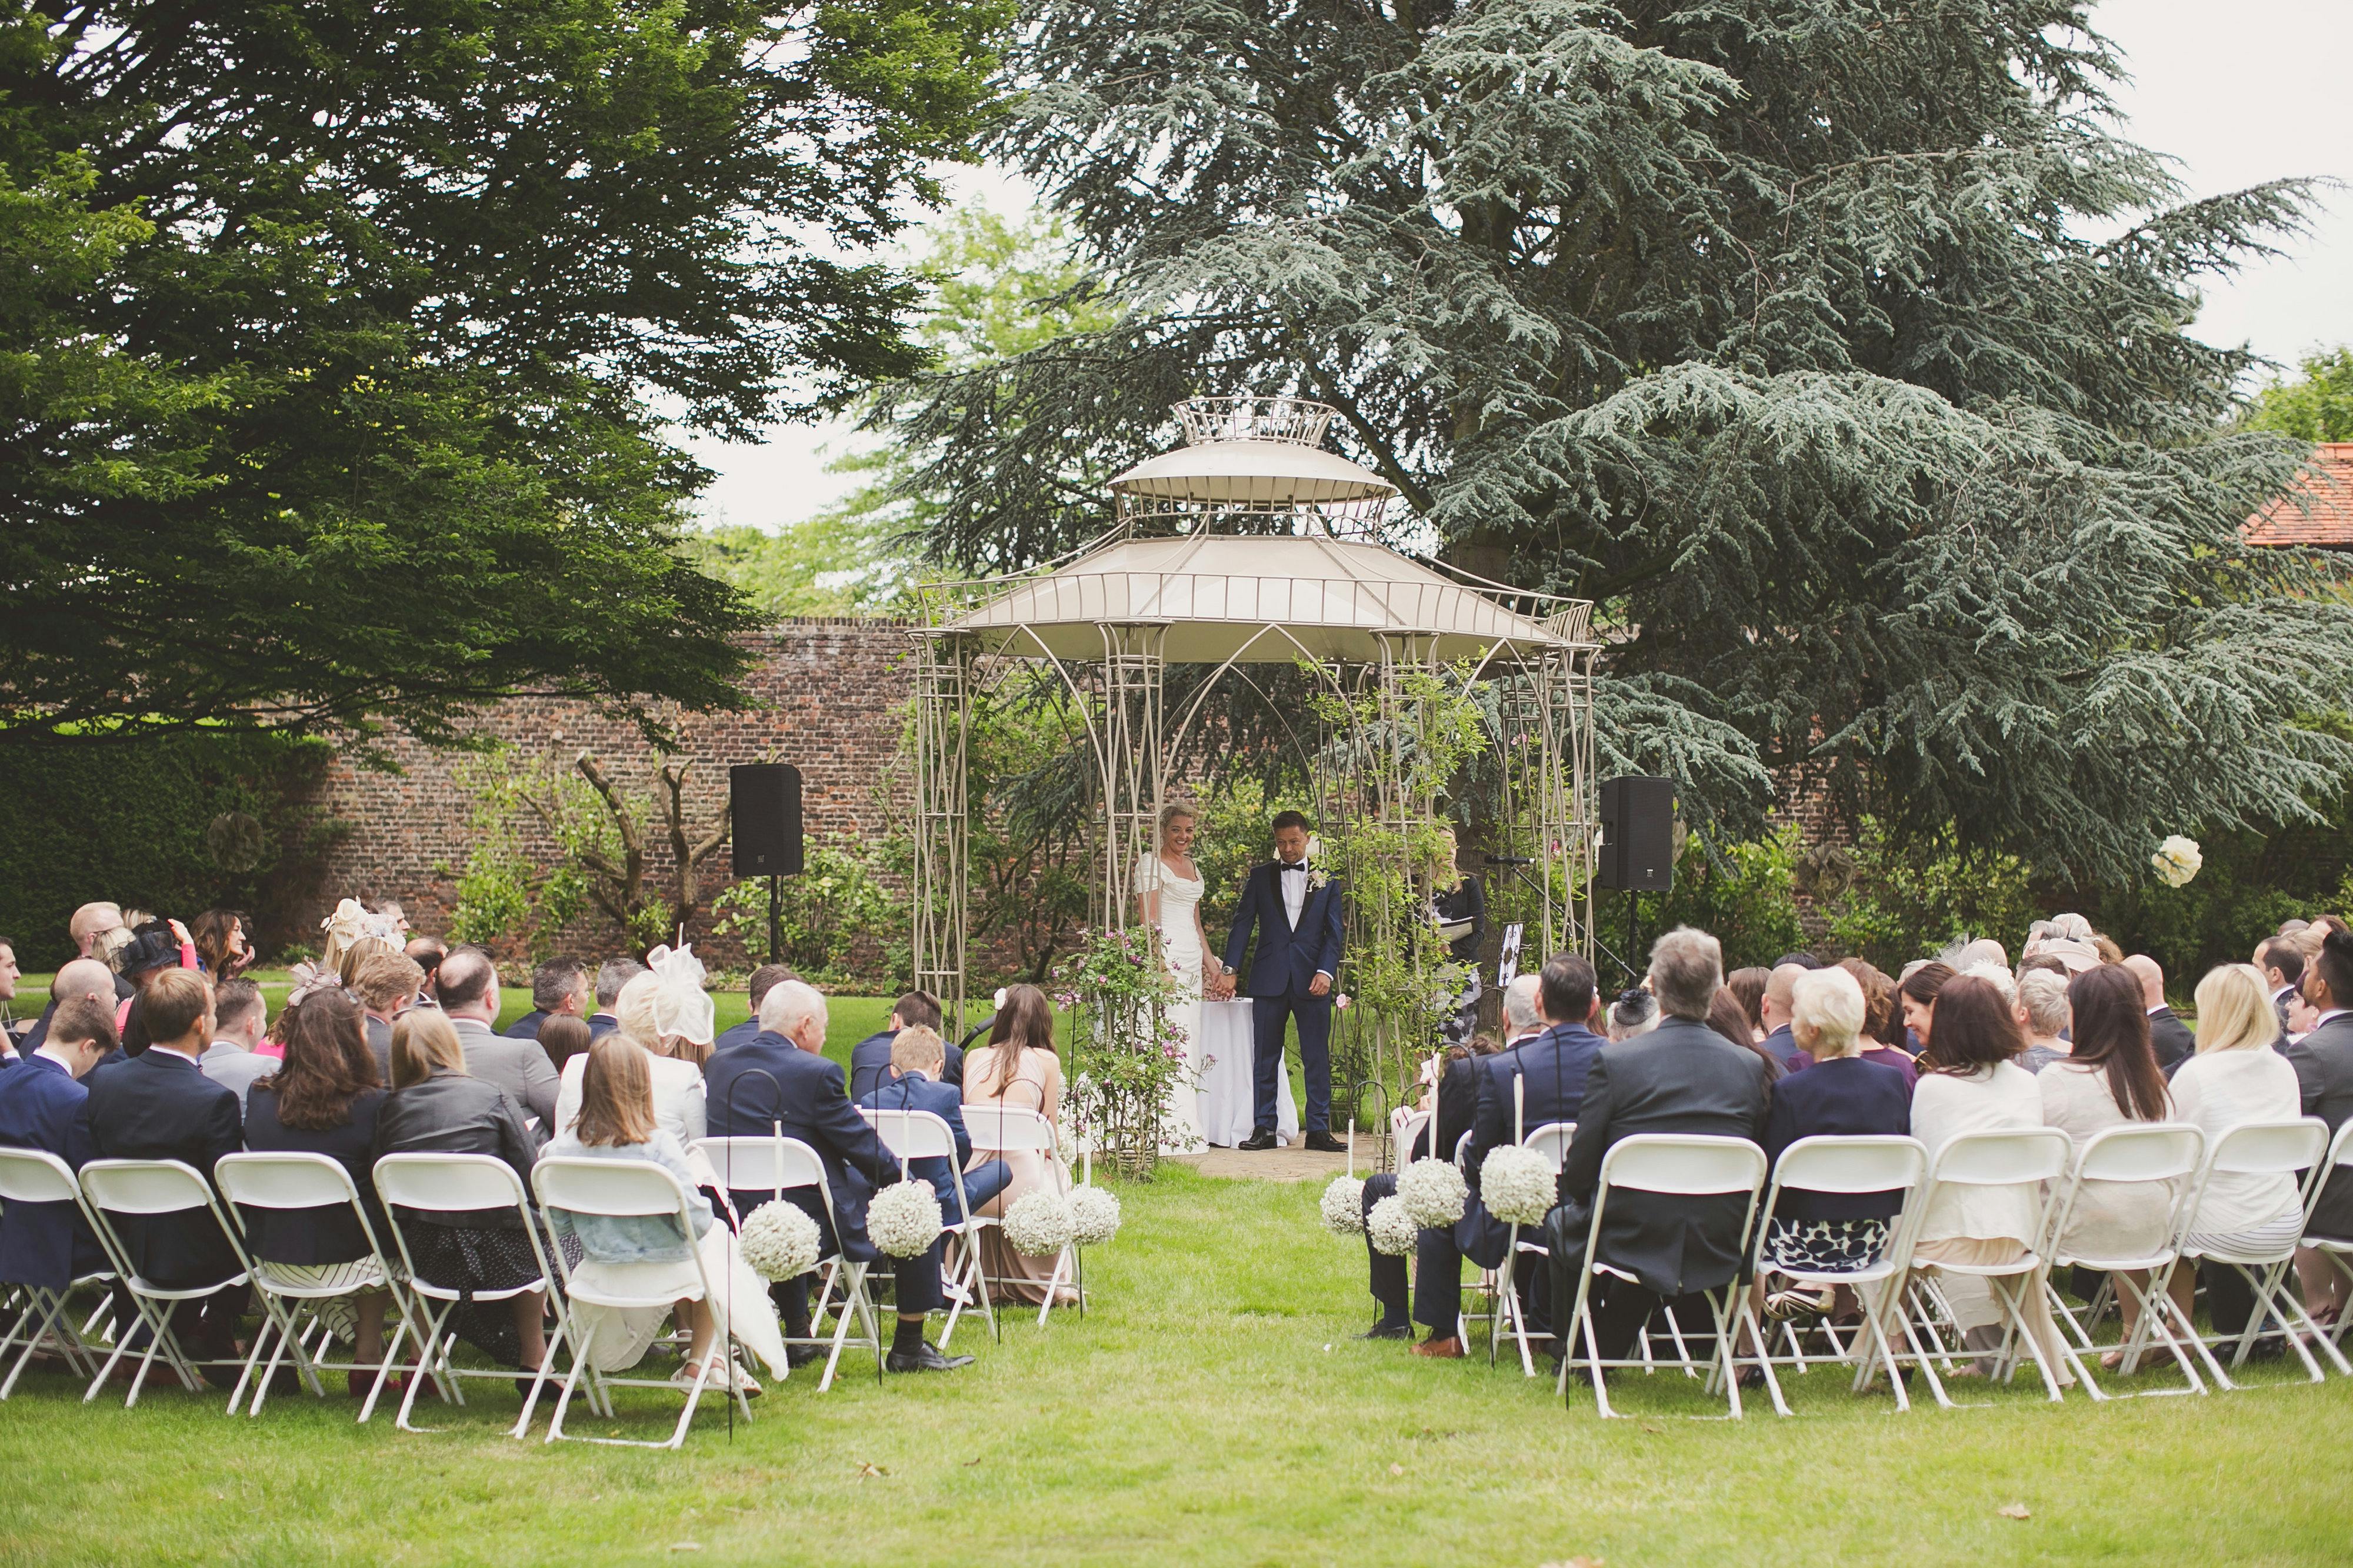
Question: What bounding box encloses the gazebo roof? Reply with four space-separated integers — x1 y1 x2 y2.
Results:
1107 439 1396 506
935 531 1590 665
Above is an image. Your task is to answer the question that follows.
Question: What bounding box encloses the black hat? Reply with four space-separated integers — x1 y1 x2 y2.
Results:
121 929 182 978
1772 952 1824 970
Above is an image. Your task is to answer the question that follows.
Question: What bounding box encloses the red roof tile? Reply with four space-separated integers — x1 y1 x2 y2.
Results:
2244 443 2353 548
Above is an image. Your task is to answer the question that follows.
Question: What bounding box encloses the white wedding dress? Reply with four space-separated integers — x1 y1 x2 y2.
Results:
1136 853 1207 1147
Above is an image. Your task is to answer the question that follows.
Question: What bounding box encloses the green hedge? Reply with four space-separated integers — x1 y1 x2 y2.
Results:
0 732 343 968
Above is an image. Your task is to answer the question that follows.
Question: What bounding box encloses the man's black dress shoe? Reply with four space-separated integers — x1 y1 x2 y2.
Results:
885 1340 975 1373
1303 1130 1347 1153
785 1344 825 1369
1238 1129 1278 1151
1358 1321 1412 1341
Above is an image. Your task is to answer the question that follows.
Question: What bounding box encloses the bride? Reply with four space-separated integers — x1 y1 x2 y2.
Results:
1135 802 1217 1146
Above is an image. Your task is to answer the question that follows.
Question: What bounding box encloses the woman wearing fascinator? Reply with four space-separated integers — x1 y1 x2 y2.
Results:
550 943 712 1180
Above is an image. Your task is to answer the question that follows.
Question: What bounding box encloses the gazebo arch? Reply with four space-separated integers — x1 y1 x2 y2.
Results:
908 396 1601 1071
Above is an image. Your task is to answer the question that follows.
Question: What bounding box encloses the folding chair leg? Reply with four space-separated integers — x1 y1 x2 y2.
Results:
544 1321 598 1444
510 1319 566 1440
1737 1301 1788 1418
816 1264 864 1393
1 1292 75 1400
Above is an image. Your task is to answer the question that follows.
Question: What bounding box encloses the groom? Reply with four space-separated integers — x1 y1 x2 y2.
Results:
1218 810 1346 1153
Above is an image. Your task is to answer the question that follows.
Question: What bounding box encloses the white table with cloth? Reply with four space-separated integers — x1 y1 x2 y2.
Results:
1194 999 1301 1147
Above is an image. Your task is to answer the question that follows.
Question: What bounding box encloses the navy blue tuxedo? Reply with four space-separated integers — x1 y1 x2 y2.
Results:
704 1032 944 1313
712 1016 762 1055
1221 859 1345 1133
848 1030 966 1102
79 1049 244 1289
500 1009 551 1040
1468 1022 1604 1183
856 1074 1010 1219
0 1054 104 1290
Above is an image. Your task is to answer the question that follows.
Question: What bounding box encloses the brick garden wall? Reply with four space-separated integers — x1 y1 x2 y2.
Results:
305 619 916 965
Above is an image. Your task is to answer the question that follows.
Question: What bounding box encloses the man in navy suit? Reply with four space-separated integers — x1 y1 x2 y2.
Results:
855 1027 1009 1221
704 979 974 1373
712 965 798 1055
847 991 966 1100
77 969 248 1367
499 956 589 1040
1217 810 1346 1152
0 997 116 1313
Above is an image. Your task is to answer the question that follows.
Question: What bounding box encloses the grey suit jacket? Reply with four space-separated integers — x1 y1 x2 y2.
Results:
2288 1013 2353 1240
449 1016 559 1133
1557 1017 1771 1296
199 1041 278 1114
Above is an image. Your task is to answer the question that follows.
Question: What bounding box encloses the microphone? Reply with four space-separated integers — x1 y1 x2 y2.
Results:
1481 855 1535 866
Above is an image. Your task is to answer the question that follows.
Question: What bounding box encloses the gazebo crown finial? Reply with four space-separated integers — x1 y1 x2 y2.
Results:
1175 396 1335 449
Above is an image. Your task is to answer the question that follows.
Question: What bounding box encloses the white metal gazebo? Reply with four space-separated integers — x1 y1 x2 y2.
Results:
907 396 1601 1039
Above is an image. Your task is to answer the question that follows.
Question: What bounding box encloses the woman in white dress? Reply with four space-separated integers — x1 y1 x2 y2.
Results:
1135 803 1217 1147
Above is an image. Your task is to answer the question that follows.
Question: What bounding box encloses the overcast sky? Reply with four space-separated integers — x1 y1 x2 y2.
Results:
684 0 2353 532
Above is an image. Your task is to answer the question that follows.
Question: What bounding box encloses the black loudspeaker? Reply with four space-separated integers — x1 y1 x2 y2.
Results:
1598 775 1674 892
731 763 804 876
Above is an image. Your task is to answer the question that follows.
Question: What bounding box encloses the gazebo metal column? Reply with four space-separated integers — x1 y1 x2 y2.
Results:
1094 622 1168 936
911 630 975 1027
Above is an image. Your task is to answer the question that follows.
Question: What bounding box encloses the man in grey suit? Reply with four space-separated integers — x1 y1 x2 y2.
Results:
2288 929 2353 1307
1547 926 1770 1367
436 946 559 1137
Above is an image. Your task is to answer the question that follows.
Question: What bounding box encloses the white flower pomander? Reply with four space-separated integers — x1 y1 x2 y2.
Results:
1002 1190 1074 1257
1398 1156 1468 1229
1067 1185 1122 1247
1366 1195 1417 1256
2152 835 2203 888
738 1200 821 1282
1479 1145 1558 1227
866 1179 944 1259
1321 1175 1366 1235
1056 1121 1083 1168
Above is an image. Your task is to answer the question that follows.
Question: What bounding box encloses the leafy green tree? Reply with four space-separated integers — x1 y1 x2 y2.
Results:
878 1 2353 882
2245 347 2353 443
0 0 1004 749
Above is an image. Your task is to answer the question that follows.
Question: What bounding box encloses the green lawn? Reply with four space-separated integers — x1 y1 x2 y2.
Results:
3 1160 2350 1565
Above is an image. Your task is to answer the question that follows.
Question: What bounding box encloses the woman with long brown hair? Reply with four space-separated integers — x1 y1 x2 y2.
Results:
962 983 1074 1307
243 988 395 1394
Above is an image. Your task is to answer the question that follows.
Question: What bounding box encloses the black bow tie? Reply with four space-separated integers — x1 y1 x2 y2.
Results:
1279 862 1308 874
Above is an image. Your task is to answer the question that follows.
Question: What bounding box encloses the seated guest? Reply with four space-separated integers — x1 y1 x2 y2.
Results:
1725 967 1770 1045
1757 968 1912 1323
848 990 960 1100
501 957 590 1040
1499 973 1546 1046
198 978 275 1112
0 998 116 1309
2169 963 2308 1339
544 1037 787 1394
1707 988 1785 1082
536 1014 592 1076
241 987 397 1393
189 908 254 981
586 959 642 1040
2037 963 2174 1357
371 1010 552 1377
2260 936 2305 1042
20 959 118 1057
2290 928 2353 1324
1897 960 1955 1057
349 951 424 1079
962 985 1074 1311
1358 1040 1488 1350
1604 987 1658 1042
403 935 448 1005
435 947 558 1133
714 965 796 1054
1758 964 1809 1070
1838 958 1918 1089
1908 974 2068 1380
2015 969 2073 1075
552 952 708 1150
858 1026 1012 1220
706 979 972 1373
78 968 248 1367
2123 956 2197 1073
113 925 198 1054
1547 929 1771 1366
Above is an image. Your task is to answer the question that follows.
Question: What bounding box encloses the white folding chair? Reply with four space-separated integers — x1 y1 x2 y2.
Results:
531 1157 749 1449
1391 1110 1432 1176
1551 1135 1769 1419
2035 1123 2208 1399
859 1107 997 1349
2169 1117 2347 1387
76 1159 249 1407
691 1135 881 1391
2303 1119 2353 1355
215 1152 418 1422
1739 1135 1928 1416
1492 1122 1574 1376
963 1103 1081 1327
0 1149 114 1398
1897 1127 2074 1406
371 1153 579 1437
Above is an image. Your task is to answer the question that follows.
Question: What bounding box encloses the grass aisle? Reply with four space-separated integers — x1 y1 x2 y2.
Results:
5 1162 2352 1564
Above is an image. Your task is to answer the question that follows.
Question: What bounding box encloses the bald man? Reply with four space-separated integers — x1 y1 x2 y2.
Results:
2124 955 2195 1072
1758 963 1810 1070
21 959 121 1058
66 904 135 1006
